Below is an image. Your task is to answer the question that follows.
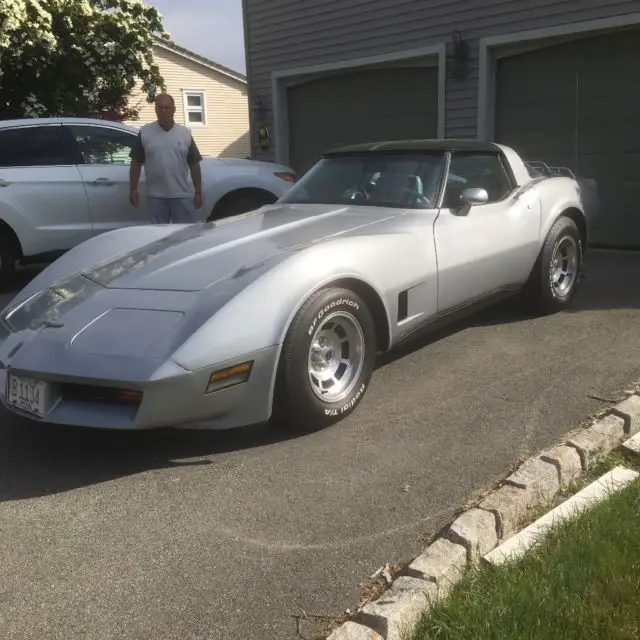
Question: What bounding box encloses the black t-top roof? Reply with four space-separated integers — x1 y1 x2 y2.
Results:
322 138 501 156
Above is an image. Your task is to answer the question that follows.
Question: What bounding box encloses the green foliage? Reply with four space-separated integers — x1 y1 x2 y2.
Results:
0 0 169 120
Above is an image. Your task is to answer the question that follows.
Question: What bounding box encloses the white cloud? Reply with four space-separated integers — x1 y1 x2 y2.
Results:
150 0 246 74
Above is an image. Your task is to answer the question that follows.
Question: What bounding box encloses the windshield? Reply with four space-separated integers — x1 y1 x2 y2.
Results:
279 153 447 209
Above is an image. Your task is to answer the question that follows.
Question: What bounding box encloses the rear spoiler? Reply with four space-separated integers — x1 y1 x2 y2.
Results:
524 161 576 179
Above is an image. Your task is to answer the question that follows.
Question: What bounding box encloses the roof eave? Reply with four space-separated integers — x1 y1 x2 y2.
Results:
152 37 247 85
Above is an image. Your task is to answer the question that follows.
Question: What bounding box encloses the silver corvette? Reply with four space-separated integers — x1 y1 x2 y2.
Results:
0 140 593 432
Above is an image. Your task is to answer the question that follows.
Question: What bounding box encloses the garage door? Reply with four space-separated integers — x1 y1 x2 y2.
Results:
495 29 640 247
287 66 438 176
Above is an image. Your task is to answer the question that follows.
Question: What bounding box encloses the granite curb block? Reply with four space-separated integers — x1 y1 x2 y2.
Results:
326 392 640 640
484 464 639 566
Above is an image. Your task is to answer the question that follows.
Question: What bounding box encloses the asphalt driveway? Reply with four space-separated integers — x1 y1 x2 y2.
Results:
1 249 639 640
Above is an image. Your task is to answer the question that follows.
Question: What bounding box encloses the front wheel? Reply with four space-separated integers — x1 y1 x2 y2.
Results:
207 190 277 222
274 287 377 432
521 216 582 315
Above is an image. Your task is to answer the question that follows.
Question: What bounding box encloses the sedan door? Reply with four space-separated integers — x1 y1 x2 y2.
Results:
434 152 541 313
65 124 149 235
0 124 92 260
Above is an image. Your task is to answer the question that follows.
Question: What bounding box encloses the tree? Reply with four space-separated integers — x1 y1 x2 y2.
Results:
0 0 170 120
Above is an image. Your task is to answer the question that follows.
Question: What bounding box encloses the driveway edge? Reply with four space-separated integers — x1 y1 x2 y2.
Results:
326 392 640 640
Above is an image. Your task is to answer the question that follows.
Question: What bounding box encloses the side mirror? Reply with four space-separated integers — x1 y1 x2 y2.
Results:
460 187 489 207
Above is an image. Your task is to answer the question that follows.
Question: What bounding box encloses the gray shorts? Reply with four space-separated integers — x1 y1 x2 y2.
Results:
148 197 197 224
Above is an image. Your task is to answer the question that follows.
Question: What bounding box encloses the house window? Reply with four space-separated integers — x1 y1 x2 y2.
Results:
182 91 206 126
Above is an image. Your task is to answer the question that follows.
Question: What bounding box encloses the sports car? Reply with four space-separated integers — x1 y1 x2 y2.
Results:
0 139 594 432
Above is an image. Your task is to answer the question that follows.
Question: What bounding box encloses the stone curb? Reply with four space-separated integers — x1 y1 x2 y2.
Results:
326 392 640 640
484 464 638 566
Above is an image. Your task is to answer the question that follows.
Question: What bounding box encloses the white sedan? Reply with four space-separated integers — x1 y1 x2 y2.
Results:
0 117 296 280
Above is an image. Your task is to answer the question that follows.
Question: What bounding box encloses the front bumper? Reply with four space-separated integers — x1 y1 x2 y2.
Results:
0 344 280 431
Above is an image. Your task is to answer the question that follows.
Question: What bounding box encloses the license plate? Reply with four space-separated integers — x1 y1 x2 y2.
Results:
7 374 48 417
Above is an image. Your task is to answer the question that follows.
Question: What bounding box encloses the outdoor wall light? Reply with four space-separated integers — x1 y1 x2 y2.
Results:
449 30 470 78
251 95 266 120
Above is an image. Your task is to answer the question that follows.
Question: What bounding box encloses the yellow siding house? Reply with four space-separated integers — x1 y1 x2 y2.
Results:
125 38 250 158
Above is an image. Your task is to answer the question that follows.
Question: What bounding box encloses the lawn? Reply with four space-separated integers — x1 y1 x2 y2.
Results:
410 474 640 640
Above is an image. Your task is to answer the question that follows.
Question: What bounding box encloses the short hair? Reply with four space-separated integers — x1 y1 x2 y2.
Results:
155 93 175 107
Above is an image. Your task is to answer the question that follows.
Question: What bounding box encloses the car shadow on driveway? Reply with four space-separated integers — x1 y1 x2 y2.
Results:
565 248 640 312
0 416 305 503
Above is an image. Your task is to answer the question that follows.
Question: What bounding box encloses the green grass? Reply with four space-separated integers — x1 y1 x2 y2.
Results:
410 473 640 640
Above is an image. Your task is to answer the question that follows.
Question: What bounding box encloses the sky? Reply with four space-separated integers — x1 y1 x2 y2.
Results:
149 0 247 74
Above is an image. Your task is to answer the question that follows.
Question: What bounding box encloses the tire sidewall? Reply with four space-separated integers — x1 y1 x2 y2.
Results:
543 218 582 304
209 193 276 222
283 288 376 424
0 233 16 286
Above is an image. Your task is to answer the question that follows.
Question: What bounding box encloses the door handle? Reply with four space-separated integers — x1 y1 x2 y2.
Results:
91 178 115 186
0 179 11 187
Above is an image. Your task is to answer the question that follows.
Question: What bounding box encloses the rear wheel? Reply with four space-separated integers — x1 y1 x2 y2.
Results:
207 189 277 222
521 216 582 314
274 287 377 432
0 231 17 288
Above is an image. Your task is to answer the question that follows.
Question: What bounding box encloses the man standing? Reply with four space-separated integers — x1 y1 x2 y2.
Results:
129 92 204 223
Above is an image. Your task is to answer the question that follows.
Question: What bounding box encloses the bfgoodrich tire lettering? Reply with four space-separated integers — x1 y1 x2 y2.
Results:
522 216 582 315
274 287 376 431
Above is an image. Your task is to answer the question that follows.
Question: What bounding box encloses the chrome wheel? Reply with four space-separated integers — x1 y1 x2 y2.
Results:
307 311 365 403
550 236 579 296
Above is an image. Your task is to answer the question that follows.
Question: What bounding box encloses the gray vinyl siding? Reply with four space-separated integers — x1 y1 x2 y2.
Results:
244 0 640 162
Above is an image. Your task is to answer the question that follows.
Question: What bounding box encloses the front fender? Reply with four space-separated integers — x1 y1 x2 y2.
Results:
204 173 293 210
170 231 430 371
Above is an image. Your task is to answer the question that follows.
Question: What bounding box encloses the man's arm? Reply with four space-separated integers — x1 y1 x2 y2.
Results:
187 135 203 196
129 159 142 192
129 131 145 196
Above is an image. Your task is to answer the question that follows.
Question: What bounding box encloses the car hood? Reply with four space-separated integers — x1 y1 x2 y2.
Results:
82 203 399 292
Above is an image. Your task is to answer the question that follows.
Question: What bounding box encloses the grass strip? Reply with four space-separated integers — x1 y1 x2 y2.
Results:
410 472 640 640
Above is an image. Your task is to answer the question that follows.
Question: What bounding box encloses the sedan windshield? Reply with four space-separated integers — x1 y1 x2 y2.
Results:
279 152 447 209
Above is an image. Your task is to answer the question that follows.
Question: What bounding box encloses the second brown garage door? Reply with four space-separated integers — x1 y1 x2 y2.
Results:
287 65 439 176
495 29 640 247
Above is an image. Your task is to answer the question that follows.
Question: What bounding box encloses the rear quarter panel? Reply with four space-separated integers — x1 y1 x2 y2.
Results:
497 144 588 245
534 177 586 242
0 165 92 257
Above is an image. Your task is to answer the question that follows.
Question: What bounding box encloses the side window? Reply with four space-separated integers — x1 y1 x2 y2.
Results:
66 125 137 166
0 126 75 167
183 91 206 125
444 153 514 208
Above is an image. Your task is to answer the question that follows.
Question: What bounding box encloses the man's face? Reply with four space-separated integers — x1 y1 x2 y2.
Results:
155 97 175 126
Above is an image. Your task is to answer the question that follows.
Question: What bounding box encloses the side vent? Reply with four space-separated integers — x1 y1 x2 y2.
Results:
397 290 409 322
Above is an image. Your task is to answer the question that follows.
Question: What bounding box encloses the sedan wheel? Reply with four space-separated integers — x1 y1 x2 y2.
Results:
275 287 376 431
0 231 17 288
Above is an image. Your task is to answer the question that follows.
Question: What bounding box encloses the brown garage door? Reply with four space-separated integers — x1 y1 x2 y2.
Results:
287 65 438 176
495 29 640 247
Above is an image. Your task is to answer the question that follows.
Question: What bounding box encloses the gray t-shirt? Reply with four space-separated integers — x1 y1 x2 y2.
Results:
130 121 203 198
